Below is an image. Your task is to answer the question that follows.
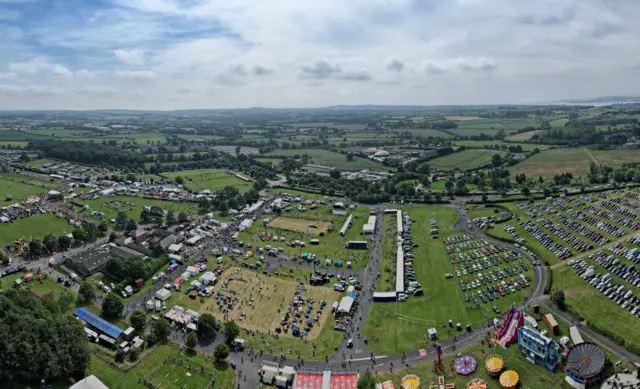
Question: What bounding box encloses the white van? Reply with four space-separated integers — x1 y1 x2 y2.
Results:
408 281 421 288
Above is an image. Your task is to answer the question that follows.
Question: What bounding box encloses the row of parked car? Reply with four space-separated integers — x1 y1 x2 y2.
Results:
584 205 639 232
537 217 592 252
596 200 640 222
607 235 640 264
589 251 640 288
569 259 640 318
554 213 607 245
611 197 640 212
456 262 530 292
398 211 423 302
519 220 573 259
514 201 541 218
567 209 626 238
503 224 525 244
533 201 556 215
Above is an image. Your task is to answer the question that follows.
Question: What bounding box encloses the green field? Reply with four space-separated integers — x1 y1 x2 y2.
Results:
2 271 72 300
27 128 94 137
88 344 233 389
468 208 500 220
0 213 73 246
429 149 508 171
75 195 198 223
0 141 28 148
66 133 167 144
394 128 454 138
0 175 50 200
509 148 593 178
177 134 225 141
162 169 254 193
589 149 640 167
453 140 553 151
263 148 389 171
364 207 533 354
238 204 373 269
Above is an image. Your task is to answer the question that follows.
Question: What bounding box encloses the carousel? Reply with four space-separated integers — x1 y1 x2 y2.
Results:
454 356 478 376
499 370 519 389
467 378 488 389
485 355 504 377
401 375 421 389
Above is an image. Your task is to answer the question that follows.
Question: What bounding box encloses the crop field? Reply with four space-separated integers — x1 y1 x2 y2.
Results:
199 268 340 339
504 130 545 141
429 149 508 171
449 127 504 137
268 217 332 235
162 169 253 193
364 207 534 355
255 158 281 165
75 196 198 223
66 133 167 144
549 118 569 128
26 128 93 137
263 148 389 171
238 204 373 269
288 122 367 130
589 149 640 167
0 213 73 246
509 148 593 178
444 116 483 121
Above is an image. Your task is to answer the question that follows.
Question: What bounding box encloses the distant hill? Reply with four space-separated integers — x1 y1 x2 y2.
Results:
558 96 640 104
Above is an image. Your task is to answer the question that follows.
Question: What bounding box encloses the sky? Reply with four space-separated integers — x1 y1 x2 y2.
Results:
0 0 639 110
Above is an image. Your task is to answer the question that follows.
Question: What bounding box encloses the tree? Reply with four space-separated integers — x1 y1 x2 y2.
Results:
125 218 137 232
84 223 98 242
98 222 108 234
152 319 172 344
115 211 129 230
178 212 188 223
152 245 165 258
0 252 9 266
186 331 198 351
357 371 377 389
43 234 59 253
78 282 96 304
72 228 85 242
175 175 185 185
346 153 354 161
214 343 230 363
444 181 454 190
552 290 566 311
58 235 72 251
197 313 220 339
28 239 43 257
481 194 488 203
166 210 176 225
223 321 240 344
58 291 75 312
330 169 341 179
130 310 147 332
109 232 118 242
521 186 531 196
491 154 502 167
102 293 124 319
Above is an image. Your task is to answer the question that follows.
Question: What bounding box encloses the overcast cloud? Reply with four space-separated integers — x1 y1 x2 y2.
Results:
0 0 639 109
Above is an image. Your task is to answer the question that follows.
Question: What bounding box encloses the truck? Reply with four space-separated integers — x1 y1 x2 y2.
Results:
345 241 368 249
544 313 559 335
135 279 145 288
155 300 161 312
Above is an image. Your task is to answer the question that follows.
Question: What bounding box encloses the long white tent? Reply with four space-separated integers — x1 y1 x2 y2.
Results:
340 214 354 236
397 210 403 234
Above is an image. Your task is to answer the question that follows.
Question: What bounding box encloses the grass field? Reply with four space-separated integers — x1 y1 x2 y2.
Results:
0 213 73 246
394 128 454 138
468 208 500 220
27 128 93 137
162 169 253 193
551 267 640 346
76 195 198 223
268 217 332 235
0 175 49 200
429 149 508 171
238 204 372 269
449 128 504 137
88 344 234 389
444 116 483 121
549 118 569 128
452 140 554 151
364 207 533 354
66 133 167 144
509 148 593 178
199 268 341 340
177 134 225 141
0 141 28 148
379 341 565 389
2 271 71 300
263 149 389 171
589 149 640 167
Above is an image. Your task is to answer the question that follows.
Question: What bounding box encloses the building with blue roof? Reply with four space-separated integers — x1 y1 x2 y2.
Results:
74 308 125 340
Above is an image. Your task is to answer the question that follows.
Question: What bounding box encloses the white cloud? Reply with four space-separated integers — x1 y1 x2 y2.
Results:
0 72 18 80
300 58 341 79
422 60 444 74
115 70 158 81
8 58 73 78
75 69 97 79
336 69 372 81
77 86 118 97
454 57 497 72
0 9 20 20
0 84 65 97
114 49 146 66
385 57 404 72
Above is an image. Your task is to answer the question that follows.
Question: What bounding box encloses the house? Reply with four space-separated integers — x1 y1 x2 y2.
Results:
131 230 147 243
109 245 145 260
125 243 153 257
65 249 112 278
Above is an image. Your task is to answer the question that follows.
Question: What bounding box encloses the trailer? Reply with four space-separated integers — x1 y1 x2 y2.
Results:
345 241 368 249
544 313 559 335
569 326 584 345
373 292 397 302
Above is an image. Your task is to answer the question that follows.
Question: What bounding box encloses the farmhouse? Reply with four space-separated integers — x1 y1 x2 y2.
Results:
65 248 111 278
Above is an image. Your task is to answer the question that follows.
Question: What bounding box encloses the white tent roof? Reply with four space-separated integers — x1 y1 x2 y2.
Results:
70 376 109 389
337 296 354 314
155 288 171 301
